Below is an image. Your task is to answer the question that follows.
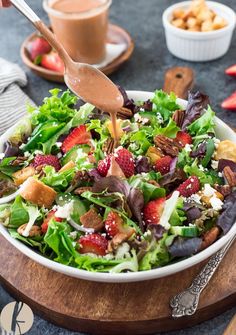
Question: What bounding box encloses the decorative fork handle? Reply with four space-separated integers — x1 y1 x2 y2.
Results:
170 235 236 318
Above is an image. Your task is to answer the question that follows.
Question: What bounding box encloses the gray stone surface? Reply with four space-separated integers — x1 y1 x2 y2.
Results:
0 0 236 334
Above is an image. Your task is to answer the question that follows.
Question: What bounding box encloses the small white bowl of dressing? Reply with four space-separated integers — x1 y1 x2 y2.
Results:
162 1 236 62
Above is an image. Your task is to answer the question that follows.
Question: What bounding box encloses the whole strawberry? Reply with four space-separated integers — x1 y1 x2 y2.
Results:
176 176 200 197
143 198 165 226
33 154 61 171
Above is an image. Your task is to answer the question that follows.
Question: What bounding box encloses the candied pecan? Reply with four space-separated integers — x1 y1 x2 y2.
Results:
79 208 103 232
35 165 46 178
0 180 17 198
108 233 128 252
117 107 134 119
67 171 92 192
74 186 93 195
214 184 231 197
102 138 115 155
223 166 236 187
147 180 160 187
154 135 182 157
172 109 186 127
17 224 42 237
11 156 28 166
200 226 220 250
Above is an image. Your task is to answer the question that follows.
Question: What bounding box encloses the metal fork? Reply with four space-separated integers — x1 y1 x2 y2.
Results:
170 235 236 318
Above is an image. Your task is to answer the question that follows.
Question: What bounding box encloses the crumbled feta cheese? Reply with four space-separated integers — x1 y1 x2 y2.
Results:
134 113 142 122
24 151 31 158
189 193 202 204
213 138 220 148
70 231 78 240
210 195 223 211
57 153 62 159
115 243 130 259
56 142 62 148
184 144 192 152
156 112 164 124
218 172 223 177
203 184 216 197
55 201 74 218
211 160 219 170
34 150 44 155
0 153 5 160
199 164 205 171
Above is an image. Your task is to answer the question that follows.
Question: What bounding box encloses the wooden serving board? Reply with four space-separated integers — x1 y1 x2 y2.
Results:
0 235 235 334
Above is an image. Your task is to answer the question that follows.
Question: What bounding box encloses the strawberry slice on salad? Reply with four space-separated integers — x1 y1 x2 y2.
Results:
176 176 200 197
41 210 63 234
225 64 236 77
221 92 236 110
155 155 172 175
61 125 92 153
41 51 65 73
143 198 165 226
104 211 135 238
176 131 192 146
97 147 134 178
33 154 61 171
78 233 108 256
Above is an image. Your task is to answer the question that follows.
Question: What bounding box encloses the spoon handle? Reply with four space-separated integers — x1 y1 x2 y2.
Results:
170 235 236 318
10 0 70 64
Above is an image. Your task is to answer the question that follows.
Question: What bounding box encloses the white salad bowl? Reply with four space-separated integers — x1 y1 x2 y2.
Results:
0 90 236 283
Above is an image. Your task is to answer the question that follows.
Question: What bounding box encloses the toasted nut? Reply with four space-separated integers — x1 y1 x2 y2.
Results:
13 166 35 186
108 233 129 252
201 191 224 207
201 226 220 250
215 140 236 163
154 135 182 157
17 224 42 237
171 18 186 29
223 166 236 187
214 184 231 197
117 107 133 119
59 161 75 173
146 146 163 164
102 138 115 155
172 110 185 128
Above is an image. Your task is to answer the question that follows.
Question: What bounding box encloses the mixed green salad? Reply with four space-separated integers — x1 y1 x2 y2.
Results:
0 88 236 273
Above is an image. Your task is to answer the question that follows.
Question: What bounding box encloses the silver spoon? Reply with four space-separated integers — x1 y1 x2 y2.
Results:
170 234 236 318
10 0 124 113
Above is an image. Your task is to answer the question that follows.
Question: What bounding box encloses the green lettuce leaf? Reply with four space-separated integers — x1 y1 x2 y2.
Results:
153 118 180 138
8 196 29 228
41 165 76 191
187 106 215 136
129 175 165 203
152 90 181 122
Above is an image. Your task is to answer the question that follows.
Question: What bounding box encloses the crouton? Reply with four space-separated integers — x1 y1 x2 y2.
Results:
20 177 57 208
13 166 36 186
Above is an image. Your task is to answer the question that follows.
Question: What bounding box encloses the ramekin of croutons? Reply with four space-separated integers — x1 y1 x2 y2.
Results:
162 0 236 62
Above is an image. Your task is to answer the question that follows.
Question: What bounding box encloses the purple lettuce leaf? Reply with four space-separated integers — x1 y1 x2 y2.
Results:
140 99 153 111
135 156 151 174
92 176 145 230
148 224 166 240
218 159 236 173
3 141 22 158
216 191 236 234
190 142 207 158
182 91 210 131
88 168 103 182
168 236 202 258
159 168 186 188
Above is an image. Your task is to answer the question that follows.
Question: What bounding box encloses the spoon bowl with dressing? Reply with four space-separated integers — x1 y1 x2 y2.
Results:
10 0 123 141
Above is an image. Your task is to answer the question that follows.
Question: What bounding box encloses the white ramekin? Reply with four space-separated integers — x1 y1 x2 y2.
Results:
162 1 236 62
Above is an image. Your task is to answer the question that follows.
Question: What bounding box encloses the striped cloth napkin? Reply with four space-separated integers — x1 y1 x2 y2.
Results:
0 58 35 135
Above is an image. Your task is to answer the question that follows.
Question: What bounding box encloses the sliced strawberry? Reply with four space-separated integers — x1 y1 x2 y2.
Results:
33 154 61 171
225 65 236 77
26 36 52 62
61 125 91 153
176 131 192 146
176 176 200 197
41 210 62 234
155 156 172 175
104 211 135 238
78 233 108 256
41 51 64 73
114 147 134 178
143 198 165 226
221 92 236 110
97 155 111 177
